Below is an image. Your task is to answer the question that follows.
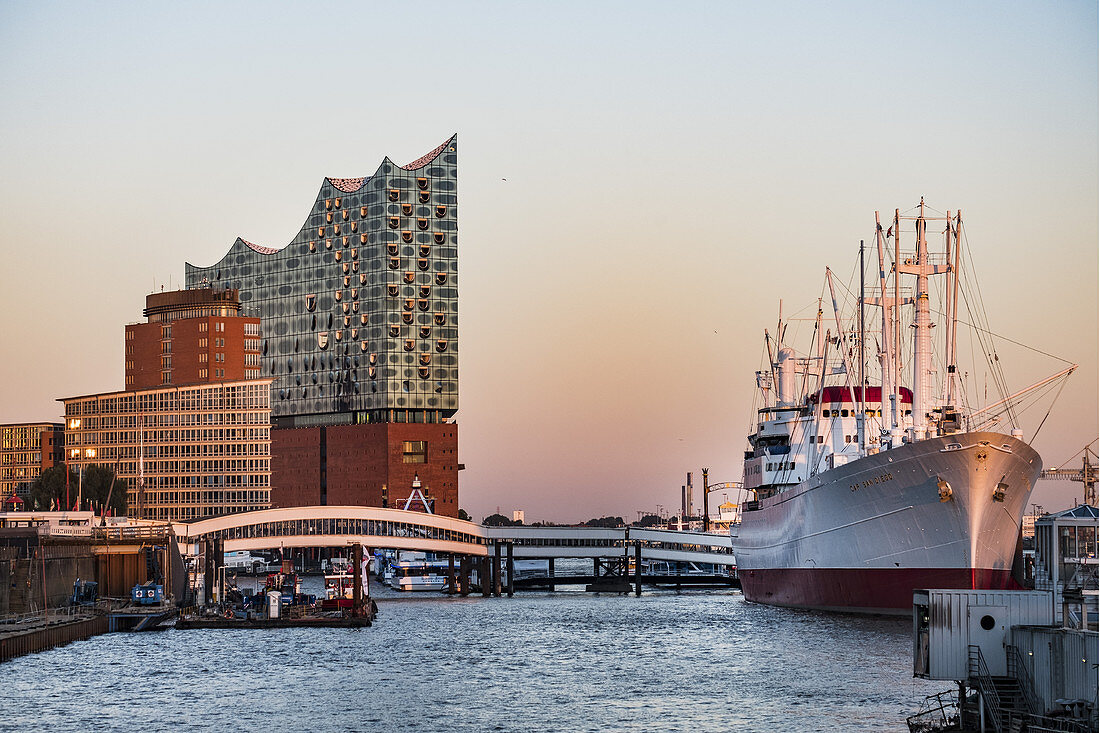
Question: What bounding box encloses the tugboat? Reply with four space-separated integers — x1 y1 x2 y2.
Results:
730 202 1077 614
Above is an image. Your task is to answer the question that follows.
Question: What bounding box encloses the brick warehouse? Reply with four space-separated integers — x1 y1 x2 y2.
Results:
184 135 461 516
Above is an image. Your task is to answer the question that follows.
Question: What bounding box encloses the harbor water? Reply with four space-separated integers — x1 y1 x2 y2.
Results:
3 584 944 732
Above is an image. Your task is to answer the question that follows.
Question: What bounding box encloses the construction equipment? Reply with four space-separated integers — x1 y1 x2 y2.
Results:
1039 444 1098 508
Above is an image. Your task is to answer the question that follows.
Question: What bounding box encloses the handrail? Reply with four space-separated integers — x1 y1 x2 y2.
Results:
1006 644 1042 717
967 645 1004 733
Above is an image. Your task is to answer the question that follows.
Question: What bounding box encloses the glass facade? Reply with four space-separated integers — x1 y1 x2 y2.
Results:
184 135 459 426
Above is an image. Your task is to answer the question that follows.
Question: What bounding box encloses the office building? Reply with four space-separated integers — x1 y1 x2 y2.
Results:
0 423 64 501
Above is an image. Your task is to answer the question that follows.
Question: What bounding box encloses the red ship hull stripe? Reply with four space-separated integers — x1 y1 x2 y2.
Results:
738 567 1019 613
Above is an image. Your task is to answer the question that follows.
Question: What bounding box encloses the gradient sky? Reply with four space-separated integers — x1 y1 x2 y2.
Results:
0 2 1096 522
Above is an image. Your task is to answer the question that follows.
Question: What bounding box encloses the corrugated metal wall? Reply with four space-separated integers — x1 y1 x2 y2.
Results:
925 590 1052 680
1011 626 1098 721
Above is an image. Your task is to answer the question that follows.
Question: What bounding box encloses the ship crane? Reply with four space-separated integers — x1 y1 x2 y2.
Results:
1039 444 1098 508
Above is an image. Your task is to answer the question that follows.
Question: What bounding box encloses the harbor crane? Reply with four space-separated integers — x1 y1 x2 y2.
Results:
1039 443 1098 508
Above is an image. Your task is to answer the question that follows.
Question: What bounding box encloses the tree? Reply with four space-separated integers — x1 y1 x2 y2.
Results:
634 514 662 528
457 508 471 521
29 464 127 515
583 516 626 528
482 513 518 526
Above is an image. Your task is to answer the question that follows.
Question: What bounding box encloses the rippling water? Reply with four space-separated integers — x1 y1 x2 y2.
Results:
4 582 944 732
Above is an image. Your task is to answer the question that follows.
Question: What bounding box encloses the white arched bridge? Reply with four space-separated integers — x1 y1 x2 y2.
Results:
171 505 735 567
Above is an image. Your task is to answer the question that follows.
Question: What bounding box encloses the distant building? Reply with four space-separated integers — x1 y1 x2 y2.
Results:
1022 513 1037 539
125 288 261 390
512 510 525 524
61 380 272 521
183 135 461 516
0 423 64 502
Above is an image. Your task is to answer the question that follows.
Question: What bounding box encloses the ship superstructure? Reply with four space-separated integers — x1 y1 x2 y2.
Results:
731 201 1076 614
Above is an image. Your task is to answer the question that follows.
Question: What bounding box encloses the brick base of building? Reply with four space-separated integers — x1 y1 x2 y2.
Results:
270 423 459 517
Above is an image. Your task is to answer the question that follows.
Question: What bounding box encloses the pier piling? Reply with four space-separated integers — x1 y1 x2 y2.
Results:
493 542 502 597
548 558 555 592
506 542 514 597
634 541 642 597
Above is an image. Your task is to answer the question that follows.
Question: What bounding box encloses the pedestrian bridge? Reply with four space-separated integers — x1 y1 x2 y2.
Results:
171 506 735 566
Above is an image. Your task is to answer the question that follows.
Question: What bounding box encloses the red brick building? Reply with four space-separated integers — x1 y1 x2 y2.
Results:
125 289 261 390
271 422 458 515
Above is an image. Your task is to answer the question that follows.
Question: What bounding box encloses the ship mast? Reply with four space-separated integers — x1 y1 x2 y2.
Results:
896 199 950 440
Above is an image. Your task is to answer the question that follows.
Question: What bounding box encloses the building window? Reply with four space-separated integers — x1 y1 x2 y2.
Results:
403 441 427 464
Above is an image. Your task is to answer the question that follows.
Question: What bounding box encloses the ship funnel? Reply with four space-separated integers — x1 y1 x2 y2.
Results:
776 347 797 407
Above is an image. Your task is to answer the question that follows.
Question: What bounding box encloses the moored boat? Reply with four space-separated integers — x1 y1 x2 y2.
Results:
730 201 1076 614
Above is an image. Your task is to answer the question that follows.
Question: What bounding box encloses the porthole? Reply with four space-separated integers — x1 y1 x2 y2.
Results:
433 233 445 244
435 205 446 218
417 218 429 231
388 189 400 202
435 273 447 285
418 191 430 203
401 203 413 216
980 615 996 631
417 177 429 190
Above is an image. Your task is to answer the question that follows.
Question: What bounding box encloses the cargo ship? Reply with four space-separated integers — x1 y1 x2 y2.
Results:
730 201 1076 614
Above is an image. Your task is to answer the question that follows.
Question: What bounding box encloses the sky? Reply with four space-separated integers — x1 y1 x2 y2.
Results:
0 2 1096 522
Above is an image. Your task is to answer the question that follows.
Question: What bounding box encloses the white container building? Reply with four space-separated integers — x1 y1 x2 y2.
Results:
913 589 1052 680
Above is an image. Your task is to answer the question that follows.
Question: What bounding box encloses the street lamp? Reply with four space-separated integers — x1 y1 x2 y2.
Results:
78 448 96 511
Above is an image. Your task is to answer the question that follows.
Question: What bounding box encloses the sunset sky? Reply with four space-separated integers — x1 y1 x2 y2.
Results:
1 2 1096 522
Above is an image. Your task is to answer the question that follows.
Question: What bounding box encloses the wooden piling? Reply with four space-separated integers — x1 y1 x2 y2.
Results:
493 543 502 597
548 557 555 592
634 541 642 597
459 555 470 596
447 553 457 595
352 543 364 617
506 542 514 597
480 556 490 597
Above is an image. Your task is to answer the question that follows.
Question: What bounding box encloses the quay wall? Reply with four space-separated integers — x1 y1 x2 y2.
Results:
0 544 97 615
0 614 109 663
